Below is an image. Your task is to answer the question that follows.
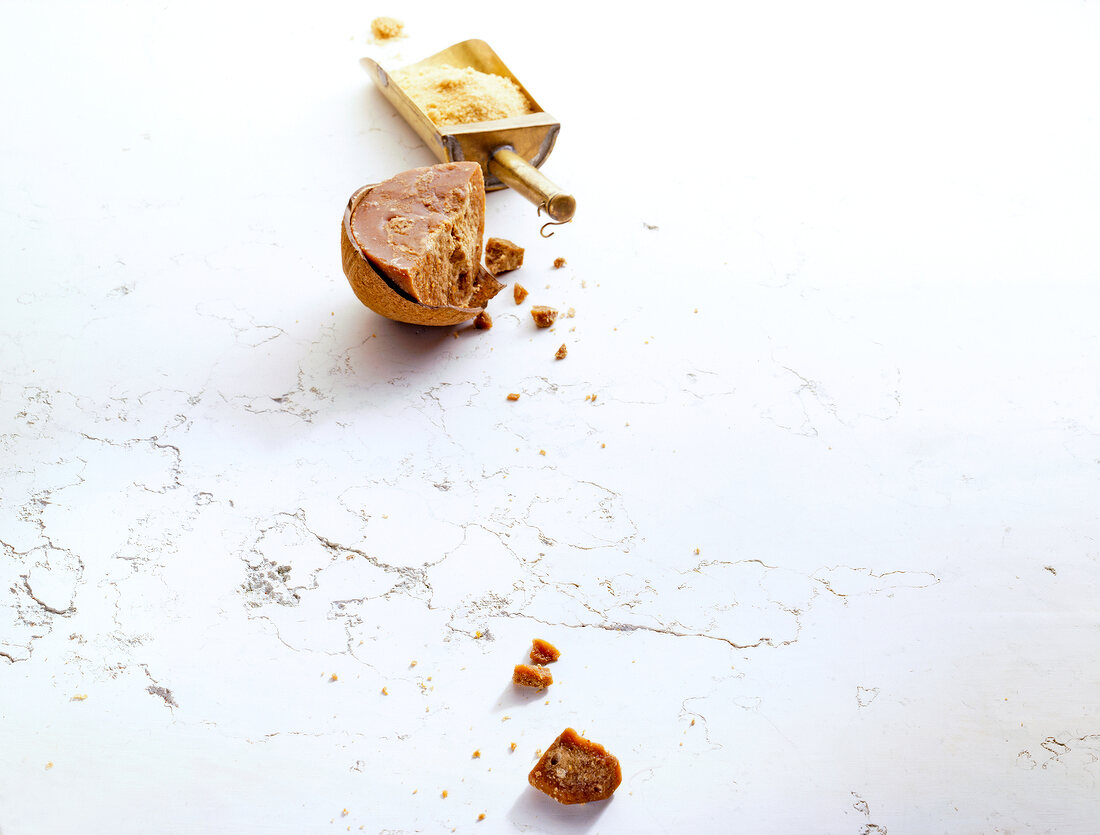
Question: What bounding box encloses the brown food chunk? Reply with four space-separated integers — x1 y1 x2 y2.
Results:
473 311 493 330
370 16 403 39
346 162 501 309
554 344 567 360
485 237 525 275
529 638 560 664
513 282 529 304
506 392 521 401
512 664 552 688
553 257 567 269
528 728 622 805
531 306 557 328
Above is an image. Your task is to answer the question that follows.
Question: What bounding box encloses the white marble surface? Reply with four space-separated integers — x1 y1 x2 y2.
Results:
2 1 1100 832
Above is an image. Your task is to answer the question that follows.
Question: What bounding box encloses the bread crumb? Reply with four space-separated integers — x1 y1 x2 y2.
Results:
381 687 389 696
477 813 486 821
553 257 567 269
694 547 701 555
513 283 528 304
510 742 517 752
690 719 696 726
475 630 483 639
555 344 567 360
341 809 349 817
528 728 622 805
441 790 448 799
485 238 525 275
330 673 338 681
71 694 88 701
539 449 546 456
531 306 557 328
513 664 553 688
473 311 493 330
530 638 561 664
370 17 404 40
393 64 533 126
565 308 575 318
45 762 54 770
502 715 511 721
410 660 417 668
472 750 481 759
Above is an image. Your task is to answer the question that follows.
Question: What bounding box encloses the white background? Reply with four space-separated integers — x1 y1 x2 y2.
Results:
2 1 1099 832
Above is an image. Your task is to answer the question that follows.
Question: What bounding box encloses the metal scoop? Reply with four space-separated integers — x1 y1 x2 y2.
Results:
361 39 575 236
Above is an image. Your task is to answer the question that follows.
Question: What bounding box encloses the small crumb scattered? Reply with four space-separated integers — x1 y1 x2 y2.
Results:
555 344 567 360
478 813 486 822
410 660 418 668
539 449 546 456
513 283 529 304
691 719 696 726
473 311 493 330
501 715 511 721
441 790 449 799
531 306 558 328
510 742 517 752
71 694 88 701
565 307 575 318
381 687 389 696
370 16 403 40
475 631 483 639
506 392 520 401
342 809 349 817
694 547 701 555
45 762 53 770
330 673 339 681
472 750 481 759
553 257 567 269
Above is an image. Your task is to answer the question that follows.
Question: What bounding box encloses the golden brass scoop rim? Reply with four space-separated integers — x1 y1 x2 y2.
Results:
361 39 575 234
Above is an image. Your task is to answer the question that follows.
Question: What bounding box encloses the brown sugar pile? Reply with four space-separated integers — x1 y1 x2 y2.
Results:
371 17 404 40
513 664 552 688
531 306 557 328
530 638 560 664
485 238 524 275
513 283 529 304
392 64 534 126
528 728 622 804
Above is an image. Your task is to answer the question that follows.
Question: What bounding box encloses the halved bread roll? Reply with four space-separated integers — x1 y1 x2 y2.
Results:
341 162 503 325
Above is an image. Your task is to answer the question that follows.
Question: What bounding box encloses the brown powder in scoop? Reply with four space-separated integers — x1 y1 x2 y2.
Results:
393 64 534 126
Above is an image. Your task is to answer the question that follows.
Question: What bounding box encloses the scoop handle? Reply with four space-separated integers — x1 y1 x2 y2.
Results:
488 146 576 227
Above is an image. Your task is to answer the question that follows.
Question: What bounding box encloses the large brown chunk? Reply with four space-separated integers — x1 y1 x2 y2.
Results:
512 664 552 688
346 162 499 308
528 728 622 805
485 237 524 275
